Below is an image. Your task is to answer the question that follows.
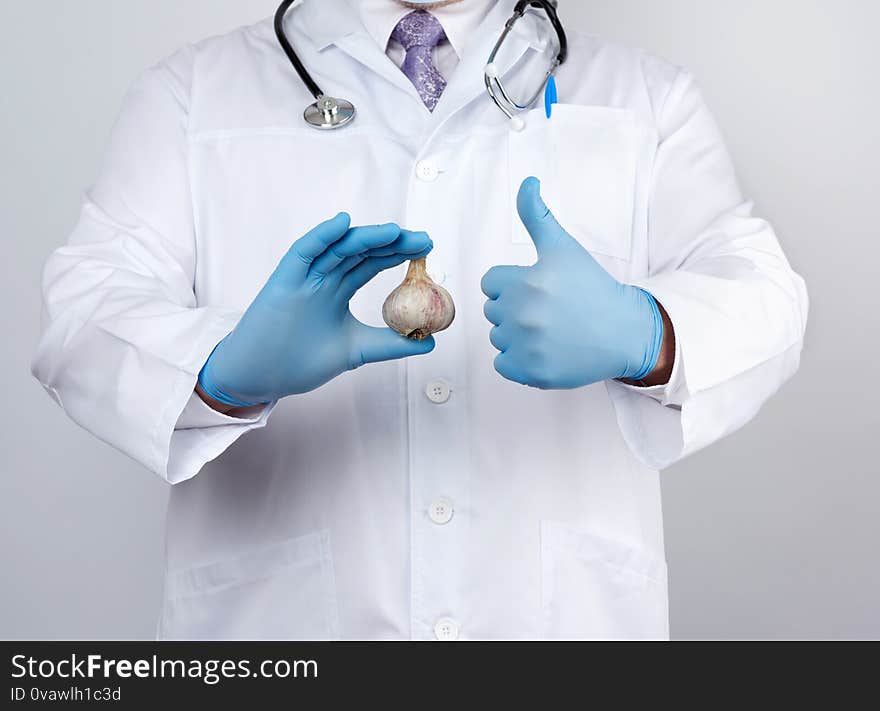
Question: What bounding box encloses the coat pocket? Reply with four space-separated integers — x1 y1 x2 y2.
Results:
158 531 340 641
540 522 669 640
508 104 640 262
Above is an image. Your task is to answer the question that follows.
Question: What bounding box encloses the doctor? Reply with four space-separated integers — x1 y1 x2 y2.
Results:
32 0 808 640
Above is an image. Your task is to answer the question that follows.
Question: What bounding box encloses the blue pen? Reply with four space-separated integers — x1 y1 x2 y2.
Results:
544 76 558 119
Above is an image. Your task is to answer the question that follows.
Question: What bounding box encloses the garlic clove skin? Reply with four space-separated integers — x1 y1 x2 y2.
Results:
382 258 455 340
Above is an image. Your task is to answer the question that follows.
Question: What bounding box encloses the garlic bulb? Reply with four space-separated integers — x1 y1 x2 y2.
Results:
382 258 455 340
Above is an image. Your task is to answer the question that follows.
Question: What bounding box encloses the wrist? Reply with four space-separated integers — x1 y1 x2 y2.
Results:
618 289 664 381
195 381 239 415
641 301 675 386
197 365 265 409
621 297 675 387
197 342 267 409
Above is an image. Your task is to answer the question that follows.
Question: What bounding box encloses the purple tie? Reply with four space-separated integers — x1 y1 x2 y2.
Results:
391 11 448 112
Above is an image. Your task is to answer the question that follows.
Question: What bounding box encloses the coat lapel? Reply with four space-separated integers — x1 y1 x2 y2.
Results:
297 0 421 102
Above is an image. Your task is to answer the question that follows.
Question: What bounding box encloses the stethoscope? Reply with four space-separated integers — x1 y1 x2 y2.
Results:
274 0 568 130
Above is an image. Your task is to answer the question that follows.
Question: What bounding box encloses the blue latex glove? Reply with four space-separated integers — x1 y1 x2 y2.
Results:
481 177 664 389
199 213 435 406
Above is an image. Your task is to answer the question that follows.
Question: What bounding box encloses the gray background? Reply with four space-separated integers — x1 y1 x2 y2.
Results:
2 0 877 640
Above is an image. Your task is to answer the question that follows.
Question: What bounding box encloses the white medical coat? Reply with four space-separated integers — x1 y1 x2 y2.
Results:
31 0 808 640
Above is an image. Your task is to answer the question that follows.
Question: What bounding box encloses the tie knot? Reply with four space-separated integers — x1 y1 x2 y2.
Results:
391 10 447 52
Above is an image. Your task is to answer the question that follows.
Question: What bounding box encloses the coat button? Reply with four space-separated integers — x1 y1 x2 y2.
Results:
425 380 451 404
429 498 454 525
434 618 460 641
415 159 439 182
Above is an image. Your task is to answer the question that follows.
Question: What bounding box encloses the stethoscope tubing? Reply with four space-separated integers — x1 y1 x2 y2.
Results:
275 0 568 128
274 0 324 100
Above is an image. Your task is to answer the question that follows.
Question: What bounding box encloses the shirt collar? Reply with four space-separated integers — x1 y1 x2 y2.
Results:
353 0 498 60
297 0 548 59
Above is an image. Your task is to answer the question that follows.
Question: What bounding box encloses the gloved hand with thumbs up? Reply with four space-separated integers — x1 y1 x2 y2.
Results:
481 177 669 389
198 213 436 408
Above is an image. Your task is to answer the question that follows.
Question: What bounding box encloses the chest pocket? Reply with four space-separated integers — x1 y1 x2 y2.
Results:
508 105 640 262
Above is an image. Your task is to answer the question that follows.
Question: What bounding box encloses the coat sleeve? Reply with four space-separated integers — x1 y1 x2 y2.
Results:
607 69 809 469
30 49 271 485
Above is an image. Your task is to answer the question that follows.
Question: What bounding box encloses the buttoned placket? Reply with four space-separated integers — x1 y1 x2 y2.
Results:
398 11 545 642
405 134 473 641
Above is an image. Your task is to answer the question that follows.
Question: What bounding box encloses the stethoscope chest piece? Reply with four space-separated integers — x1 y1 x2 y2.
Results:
304 96 356 130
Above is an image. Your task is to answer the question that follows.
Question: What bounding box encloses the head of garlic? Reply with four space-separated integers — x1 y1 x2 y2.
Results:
382 258 455 340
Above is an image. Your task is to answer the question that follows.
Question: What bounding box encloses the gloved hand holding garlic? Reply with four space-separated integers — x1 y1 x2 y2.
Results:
196 214 438 408
383 257 455 340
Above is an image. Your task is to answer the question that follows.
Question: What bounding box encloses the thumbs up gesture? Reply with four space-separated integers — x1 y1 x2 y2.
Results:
481 177 667 389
